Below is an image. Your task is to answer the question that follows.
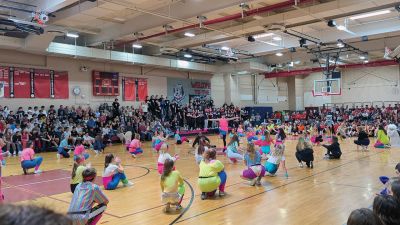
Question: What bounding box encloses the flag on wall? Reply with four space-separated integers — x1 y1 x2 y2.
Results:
54 71 69 99
0 66 9 98
122 77 148 101
137 78 148 101
34 69 51 98
13 67 31 98
122 77 136 101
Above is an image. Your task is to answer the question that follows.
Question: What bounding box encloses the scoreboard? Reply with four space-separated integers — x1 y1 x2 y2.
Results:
92 71 119 96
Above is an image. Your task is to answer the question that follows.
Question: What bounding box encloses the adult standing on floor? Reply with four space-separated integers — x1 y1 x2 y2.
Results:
208 115 239 151
112 98 120 118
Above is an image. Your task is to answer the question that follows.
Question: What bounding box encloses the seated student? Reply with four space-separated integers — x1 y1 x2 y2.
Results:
102 154 132 190
347 208 382 225
20 141 43 175
82 133 95 149
73 139 89 161
157 144 178 174
68 168 109 225
57 137 73 159
226 134 243 164
354 127 370 150
0 138 8 202
174 130 189 145
322 136 342 160
128 133 143 158
241 142 265 186
310 127 323 146
198 148 227 200
387 124 400 147
0 204 72 225
374 125 390 148
160 159 185 213
124 131 132 150
373 195 400 225
93 134 105 154
70 155 89 193
295 137 314 168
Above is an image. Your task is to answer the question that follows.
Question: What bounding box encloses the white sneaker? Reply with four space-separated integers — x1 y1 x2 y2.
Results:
131 154 136 158
124 181 133 187
56 153 61 159
298 163 304 168
94 150 99 155
34 170 42 174
249 178 257 186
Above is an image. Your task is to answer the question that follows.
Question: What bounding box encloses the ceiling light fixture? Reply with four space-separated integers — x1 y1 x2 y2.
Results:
184 53 192 58
359 55 367 60
221 46 231 51
184 32 195 37
273 36 282 41
254 33 274 39
132 43 143 49
336 25 346 31
350 10 391 20
66 32 79 38
276 52 283 57
337 43 344 48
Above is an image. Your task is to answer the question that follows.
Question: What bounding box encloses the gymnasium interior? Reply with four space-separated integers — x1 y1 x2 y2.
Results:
0 0 399 225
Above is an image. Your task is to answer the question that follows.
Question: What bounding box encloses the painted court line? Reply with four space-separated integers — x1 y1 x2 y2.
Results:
2 176 70 189
175 151 382 223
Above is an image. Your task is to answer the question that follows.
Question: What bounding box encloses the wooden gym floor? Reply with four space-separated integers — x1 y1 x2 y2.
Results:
1 135 399 225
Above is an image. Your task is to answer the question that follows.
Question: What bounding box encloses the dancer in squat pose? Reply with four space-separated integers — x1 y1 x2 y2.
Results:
198 148 227 200
160 159 185 212
241 142 265 186
68 167 109 225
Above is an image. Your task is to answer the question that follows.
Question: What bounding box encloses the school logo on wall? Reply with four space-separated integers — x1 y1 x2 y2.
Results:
172 83 185 104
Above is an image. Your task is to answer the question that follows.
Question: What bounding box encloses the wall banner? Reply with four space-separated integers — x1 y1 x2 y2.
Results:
167 78 211 105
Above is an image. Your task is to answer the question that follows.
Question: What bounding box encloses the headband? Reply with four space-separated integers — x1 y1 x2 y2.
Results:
83 175 96 181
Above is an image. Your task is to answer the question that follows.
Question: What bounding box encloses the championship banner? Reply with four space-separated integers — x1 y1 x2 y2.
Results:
30 69 35 98
13 67 31 98
34 69 51 98
137 78 147 101
122 77 136 101
92 71 119 96
0 66 9 98
50 70 55 98
54 71 69 99
167 78 211 105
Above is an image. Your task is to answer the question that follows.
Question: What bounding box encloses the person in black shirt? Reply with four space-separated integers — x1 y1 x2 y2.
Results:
323 136 342 159
192 132 212 148
354 127 370 150
112 98 120 118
